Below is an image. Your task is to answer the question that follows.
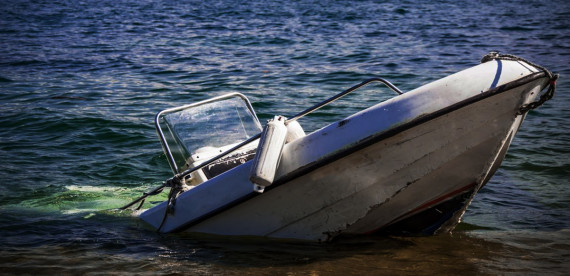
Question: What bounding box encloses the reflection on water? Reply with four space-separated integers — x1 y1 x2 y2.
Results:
1 213 568 275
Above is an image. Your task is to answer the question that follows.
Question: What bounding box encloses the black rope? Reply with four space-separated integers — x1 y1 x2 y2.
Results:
118 183 166 210
156 175 186 233
118 173 187 233
481 51 559 114
518 73 558 114
481 51 554 79
135 198 146 210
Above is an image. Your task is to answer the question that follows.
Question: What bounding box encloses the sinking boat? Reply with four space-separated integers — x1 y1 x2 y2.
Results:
126 53 558 241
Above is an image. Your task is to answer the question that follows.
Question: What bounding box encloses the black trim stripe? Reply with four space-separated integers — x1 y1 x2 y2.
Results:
171 71 548 233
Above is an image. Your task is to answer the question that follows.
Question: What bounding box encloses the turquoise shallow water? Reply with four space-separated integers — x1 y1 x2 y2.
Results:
1 0 569 274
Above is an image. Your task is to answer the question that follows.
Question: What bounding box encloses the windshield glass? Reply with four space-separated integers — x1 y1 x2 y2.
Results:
162 96 262 156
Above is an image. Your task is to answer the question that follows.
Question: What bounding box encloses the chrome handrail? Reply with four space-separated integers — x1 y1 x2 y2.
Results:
168 77 404 181
287 77 403 123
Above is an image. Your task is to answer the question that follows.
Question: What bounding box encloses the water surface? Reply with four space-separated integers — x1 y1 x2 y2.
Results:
1 0 569 274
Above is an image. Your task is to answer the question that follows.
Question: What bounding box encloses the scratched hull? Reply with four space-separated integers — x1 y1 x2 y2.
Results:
191 88 532 241
140 59 550 241
345 102 526 236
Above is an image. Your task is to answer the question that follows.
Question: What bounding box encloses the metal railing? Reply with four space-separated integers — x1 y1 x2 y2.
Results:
166 77 403 182
120 78 404 211
287 78 403 122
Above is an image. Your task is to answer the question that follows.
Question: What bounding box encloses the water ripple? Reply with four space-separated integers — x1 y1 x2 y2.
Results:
0 0 569 274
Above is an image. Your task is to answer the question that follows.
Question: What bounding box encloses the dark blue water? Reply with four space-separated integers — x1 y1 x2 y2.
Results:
1 0 569 274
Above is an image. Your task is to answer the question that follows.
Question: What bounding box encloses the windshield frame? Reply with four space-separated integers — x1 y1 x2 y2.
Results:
155 93 262 174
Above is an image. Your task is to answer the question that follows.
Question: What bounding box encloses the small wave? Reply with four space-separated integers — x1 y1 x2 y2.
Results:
61 209 98 215
149 70 186 75
393 8 408 15
65 185 128 193
500 26 536 31
3 60 46 66
50 95 87 100
0 76 13 82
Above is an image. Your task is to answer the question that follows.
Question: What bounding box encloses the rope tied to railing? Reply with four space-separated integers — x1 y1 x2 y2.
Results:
155 175 187 232
518 73 558 114
481 51 559 114
481 51 555 79
118 183 166 211
118 174 186 209
118 174 188 232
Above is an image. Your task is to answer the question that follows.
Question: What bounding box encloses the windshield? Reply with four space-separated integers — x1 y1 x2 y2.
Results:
164 97 261 152
157 94 262 173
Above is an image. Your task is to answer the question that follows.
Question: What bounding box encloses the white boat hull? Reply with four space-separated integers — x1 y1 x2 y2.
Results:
140 58 551 241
